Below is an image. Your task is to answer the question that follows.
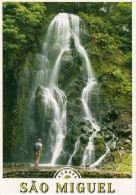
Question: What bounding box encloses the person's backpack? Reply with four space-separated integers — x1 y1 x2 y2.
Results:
33 142 40 152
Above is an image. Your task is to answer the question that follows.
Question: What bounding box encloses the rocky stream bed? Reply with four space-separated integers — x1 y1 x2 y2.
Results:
3 163 132 178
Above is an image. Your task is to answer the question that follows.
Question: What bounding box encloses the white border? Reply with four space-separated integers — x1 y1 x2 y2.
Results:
132 0 136 187
0 0 135 194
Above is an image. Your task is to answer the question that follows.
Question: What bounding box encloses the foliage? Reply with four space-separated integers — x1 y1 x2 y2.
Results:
115 152 132 173
78 2 132 114
3 2 47 161
3 2 47 73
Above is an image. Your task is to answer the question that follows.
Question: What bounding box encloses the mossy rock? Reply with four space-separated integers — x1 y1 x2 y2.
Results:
72 146 85 166
56 151 70 165
94 136 106 160
63 131 77 154
111 151 122 163
80 135 89 145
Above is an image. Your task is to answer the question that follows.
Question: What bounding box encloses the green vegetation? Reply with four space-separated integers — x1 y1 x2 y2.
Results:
3 2 48 161
3 2 132 173
101 151 132 173
3 2 47 72
115 153 132 173
78 2 132 113
94 136 105 160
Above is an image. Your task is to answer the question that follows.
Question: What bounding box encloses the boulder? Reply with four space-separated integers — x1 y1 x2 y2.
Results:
34 86 54 136
81 125 92 132
107 124 113 131
111 151 122 163
104 132 113 141
56 151 70 165
117 129 132 137
10 163 16 167
72 146 85 166
101 115 110 122
128 124 132 129
108 109 119 120
79 118 92 128
35 86 45 121
101 126 107 131
124 139 131 144
80 135 89 145
94 136 106 161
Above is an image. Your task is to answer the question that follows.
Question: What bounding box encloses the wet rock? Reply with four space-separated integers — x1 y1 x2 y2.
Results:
79 118 92 128
102 116 111 122
34 85 53 136
108 110 119 120
80 135 89 145
94 136 105 160
3 167 132 178
104 132 113 141
129 135 132 140
79 170 132 178
109 143 117 151
81 125 92 132
107 124 113 131
101 126 107 131
117 129 132 137
56 151 69 165
35 86 44 121
86 131 93 136
124 139 131 144
128 124 132 129
112 151 122 163
72 146 85 166
19 163 30 167
10 163 16 167
96 131 103 137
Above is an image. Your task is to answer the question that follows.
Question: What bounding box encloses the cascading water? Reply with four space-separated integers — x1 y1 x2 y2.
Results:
68 134 85 166
19 13 112 166
81 78 101 166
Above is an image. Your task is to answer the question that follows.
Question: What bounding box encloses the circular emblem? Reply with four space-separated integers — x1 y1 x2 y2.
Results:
53 167 81 179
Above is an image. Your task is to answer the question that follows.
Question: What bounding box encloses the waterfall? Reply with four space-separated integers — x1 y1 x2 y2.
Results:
68 134 84 166
81 78 101 166
20 13 110 166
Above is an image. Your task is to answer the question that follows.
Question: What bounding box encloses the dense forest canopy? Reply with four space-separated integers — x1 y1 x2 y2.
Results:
3 2 132 172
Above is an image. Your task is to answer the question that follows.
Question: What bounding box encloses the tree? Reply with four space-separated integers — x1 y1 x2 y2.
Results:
3 2 47 161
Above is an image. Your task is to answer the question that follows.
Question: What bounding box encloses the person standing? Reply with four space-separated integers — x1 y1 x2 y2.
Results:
34 138 42 170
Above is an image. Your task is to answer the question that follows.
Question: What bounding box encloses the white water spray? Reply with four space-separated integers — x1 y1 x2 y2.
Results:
68 134 84 166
